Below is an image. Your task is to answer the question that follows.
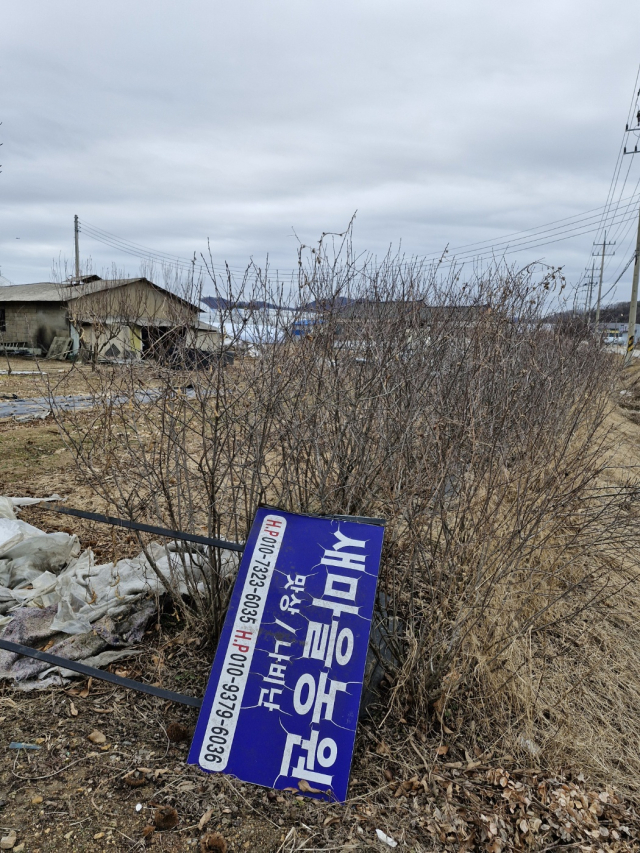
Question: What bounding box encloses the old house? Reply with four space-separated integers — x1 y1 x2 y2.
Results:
0 276 220 359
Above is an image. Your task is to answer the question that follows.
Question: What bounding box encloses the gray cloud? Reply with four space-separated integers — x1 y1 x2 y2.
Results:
1 0 639 301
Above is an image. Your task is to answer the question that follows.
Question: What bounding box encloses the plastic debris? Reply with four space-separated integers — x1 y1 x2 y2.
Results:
9 742 41 750
0 494 239 689
375 829 398 847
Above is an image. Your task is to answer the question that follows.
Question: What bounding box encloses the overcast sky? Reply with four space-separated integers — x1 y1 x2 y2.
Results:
1 1 640 302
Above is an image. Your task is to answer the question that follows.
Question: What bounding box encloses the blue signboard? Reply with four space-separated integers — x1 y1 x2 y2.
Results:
188 507 385 802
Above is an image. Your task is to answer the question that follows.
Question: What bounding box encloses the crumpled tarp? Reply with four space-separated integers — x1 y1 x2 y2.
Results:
0 495 239 689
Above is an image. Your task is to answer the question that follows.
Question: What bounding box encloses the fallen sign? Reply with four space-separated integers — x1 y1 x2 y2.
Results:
188 507 385 802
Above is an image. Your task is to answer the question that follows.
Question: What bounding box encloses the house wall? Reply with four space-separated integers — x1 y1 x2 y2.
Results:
68 280 199 326
186 328 223 351
0 302 69 351
79 323 139 360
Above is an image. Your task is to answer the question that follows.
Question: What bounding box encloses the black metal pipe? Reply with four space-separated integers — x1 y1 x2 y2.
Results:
45 505 245 553
0 638 202 708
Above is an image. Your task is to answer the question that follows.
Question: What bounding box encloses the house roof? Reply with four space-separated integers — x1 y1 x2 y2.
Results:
0 282 64 302
0 277 202 312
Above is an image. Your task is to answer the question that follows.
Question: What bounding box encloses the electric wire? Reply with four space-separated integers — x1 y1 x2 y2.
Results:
79 220 251 277
412 192 640 265
79 200 640 285
579 63 640 295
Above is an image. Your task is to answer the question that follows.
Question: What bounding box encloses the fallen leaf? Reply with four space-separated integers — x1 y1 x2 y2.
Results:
323 816 340 827
79 678 92 699
198 808 213 831
153 768 171 780
436 745 449 756
298 779 323 794
432 695 445 718
87 730 106 744
141 825 155 839
459 832 476 852
69 701 78 717
375 741 391 756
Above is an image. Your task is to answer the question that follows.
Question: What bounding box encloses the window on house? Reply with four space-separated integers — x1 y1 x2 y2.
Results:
0 308 5 333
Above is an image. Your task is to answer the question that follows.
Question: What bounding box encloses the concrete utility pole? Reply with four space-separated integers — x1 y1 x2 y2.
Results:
593 231 615 328
625 206 640 365
74 215 80 281
586 261 595 322
622 118 640 363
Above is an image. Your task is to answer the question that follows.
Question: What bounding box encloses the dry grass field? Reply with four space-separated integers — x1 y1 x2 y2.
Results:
0 353 639 852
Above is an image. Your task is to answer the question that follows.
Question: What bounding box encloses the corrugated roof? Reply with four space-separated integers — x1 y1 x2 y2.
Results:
0 282 64 302
0 278 202 312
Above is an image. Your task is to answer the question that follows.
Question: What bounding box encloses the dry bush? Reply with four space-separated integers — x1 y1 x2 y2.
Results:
48 232 640 790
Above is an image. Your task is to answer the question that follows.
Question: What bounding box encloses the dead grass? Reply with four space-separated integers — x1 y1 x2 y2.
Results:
0 355 164 401
2 387 640 848
454 359 640 804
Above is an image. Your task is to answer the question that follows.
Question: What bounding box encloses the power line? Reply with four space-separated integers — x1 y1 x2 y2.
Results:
581 63 640 291
78 189 640 285
79 219 257 278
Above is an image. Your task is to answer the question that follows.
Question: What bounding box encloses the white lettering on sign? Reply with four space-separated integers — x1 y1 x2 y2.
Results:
199 514 286 771
277 526 370 789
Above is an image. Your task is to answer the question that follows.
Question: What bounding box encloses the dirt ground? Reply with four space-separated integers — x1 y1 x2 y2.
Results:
2 358 640 851
0 358 99 399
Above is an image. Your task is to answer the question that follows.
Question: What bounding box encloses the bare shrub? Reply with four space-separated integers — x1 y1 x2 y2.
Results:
47 232 638 779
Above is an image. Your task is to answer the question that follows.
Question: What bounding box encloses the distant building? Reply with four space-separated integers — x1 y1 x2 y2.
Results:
0 276 220 359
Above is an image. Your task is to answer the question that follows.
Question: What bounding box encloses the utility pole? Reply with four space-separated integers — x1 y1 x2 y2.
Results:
74 215 80 281
587 262 595 321
622 117 640 363
625 207 640 365
592 231 615 328
583 263 596 322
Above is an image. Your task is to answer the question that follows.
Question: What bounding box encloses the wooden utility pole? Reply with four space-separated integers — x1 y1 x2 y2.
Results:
624 207 640 365
74 215 80 281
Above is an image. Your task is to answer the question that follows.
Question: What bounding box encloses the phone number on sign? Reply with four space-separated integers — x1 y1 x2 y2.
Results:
202 652 247 763
199 513 287 771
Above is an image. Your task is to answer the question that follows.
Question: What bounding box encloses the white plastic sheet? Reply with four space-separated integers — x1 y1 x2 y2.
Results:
0 495 239 687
